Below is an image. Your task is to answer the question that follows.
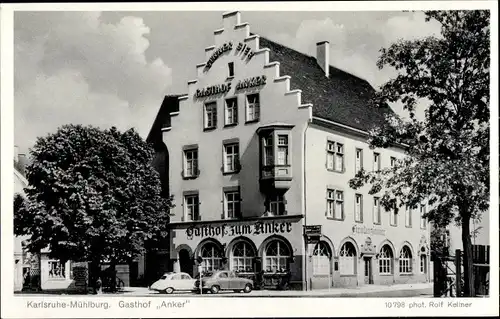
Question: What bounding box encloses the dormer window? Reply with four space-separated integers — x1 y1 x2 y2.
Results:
228 62 235 77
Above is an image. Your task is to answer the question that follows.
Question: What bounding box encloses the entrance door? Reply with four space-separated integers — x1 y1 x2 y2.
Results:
364 257 373 284
179 249 193 277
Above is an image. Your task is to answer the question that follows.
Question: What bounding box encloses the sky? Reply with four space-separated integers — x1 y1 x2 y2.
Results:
13 10 442 155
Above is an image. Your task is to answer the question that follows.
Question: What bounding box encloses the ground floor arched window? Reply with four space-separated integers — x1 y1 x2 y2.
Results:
264 240 290 273
312 241 331 276
399 246 412 274
231 241 255 273
200 243 222 273
339 242 357 275
379 245 393 274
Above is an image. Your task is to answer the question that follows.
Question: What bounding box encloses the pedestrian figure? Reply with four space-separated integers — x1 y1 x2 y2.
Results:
95 277 103 295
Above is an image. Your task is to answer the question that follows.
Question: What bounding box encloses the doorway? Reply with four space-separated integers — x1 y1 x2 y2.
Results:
364 257 374 284
179 249 193 277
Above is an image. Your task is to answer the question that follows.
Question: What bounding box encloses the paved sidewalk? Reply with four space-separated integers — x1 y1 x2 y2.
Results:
120 282 433 297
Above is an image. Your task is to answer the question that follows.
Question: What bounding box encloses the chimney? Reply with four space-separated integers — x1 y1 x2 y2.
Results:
316 41 330 77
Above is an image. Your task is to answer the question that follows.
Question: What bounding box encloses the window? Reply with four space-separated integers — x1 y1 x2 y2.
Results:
204 102 217 129
405 206 412 227
228 62 234 77
355 194 363 222
264 240 290 273
268 193 286 216
355 148 363 173
312 242 331 276
264 135 273 166
200 243 222 273
326 141 344 172
225 98 238 126
326 189 343 220
390 156 397 168
420 204 427 229
223 143 240 173
379 245 393 274
373 152 381 171
373 197 381 224
339 242 356 275
399 246 412 274
185 194 200 221
246 94 260 122
48 260 66 278
184 148 199 178
390 209 397 226
277 135 289 165
232 242 255 273
224 191 240 219
420 254 427 274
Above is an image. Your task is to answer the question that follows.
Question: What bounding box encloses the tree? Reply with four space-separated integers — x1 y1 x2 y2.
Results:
349 11 489 297
14 124 173 292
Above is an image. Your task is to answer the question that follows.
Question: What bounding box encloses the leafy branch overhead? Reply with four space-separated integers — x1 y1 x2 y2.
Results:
349 10 490 226
14 124 173 264
349 10 489 297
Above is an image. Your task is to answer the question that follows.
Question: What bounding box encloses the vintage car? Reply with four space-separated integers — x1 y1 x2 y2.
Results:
149 272 196 294
194 270 253 294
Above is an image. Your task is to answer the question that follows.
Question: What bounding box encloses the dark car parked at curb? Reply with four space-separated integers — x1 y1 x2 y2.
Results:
194 270 253 294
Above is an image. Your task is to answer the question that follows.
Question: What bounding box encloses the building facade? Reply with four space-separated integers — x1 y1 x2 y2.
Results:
152 11 431 290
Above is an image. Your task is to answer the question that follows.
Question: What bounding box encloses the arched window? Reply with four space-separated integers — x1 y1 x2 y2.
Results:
379 245 393 275
232 242 255 273
420 254 427 274
200 243 222 273
399 246 412 274
312 241 332 276
339 242 357 275
264 240 290 273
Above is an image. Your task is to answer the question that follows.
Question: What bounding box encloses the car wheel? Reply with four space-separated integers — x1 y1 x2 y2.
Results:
165 287 174 294
233 290 241 293
243 284 252 293
210 285 220 294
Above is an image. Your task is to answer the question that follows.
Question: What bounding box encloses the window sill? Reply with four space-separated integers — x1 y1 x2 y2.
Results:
182 175 200 180
339 274 357 278
390 224 397 227
326 168 345 173
203 127 217 132
224 123 238 128
405 225 413 228
379 274 393 276
327 217 345 221
245 119 259 125
355 220 364 224
373 222 381 226
226 76 235 80
399 273 414 276
223 169 241 176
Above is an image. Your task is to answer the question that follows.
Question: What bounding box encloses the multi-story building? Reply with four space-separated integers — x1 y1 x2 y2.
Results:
148 11 431 290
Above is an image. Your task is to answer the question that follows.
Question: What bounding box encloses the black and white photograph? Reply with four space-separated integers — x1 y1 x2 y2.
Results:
1 1 498 318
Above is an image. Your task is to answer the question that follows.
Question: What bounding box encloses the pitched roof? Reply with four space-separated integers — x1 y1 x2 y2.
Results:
259 37 394 131
146 95 182 149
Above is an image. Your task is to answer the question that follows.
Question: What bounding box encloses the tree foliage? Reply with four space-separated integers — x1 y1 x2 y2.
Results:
349 10 490 296
14 124 173 265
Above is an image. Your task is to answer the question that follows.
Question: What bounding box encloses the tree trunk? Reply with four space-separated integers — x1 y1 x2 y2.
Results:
461 214 475 297
89 259 102 295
